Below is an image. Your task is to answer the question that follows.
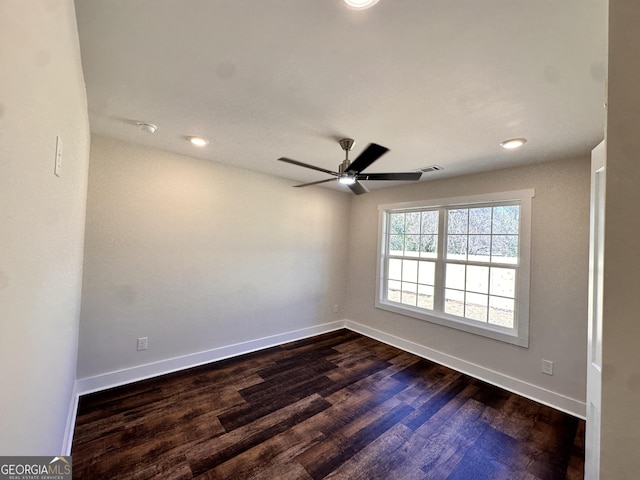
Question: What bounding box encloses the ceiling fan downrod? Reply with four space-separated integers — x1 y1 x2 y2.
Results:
338 138 355 173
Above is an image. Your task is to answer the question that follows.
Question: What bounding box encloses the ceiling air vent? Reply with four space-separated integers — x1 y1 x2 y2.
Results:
418 165 443 173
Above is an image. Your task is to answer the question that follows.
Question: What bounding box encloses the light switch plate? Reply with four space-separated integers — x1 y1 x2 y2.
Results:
54 135 62 177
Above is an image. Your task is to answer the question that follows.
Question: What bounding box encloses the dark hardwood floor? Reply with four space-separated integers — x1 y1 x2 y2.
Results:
72 329 585 479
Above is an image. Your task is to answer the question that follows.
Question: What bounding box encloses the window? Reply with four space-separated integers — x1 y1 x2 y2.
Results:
376 190 534 347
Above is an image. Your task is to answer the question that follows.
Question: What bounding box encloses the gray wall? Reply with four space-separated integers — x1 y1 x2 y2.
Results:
346 156 591 410
601 0 640 475
0 0 90 454
77 136 351 380
78 137 591 415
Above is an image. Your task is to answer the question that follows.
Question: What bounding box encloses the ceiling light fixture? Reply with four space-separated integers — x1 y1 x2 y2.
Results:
500 138 527 149
188 136 209 147
338 174 357 185
344 0 379 10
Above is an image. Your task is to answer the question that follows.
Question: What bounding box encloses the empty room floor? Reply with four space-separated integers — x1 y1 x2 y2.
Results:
72 329 584 479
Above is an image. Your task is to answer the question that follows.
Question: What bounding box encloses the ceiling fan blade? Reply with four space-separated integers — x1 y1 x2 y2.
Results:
278 157 339 176
357 172 423 181
346 144 389 174
347 181 370 195
293 178 335 188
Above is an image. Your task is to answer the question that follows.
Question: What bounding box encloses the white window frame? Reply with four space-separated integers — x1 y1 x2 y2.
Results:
376 189 534 347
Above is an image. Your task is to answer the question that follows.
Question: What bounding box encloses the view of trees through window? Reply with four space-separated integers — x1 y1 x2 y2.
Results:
385 203 520 329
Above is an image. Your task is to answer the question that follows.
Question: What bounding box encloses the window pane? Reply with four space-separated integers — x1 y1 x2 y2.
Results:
418 261 435 285
447 235 467 260
445 289 465 316
405 235 420 257
379 194 530 346
493 205 519 234
401 282 417 306
466 293 488 322
466 265 489 294
389 234 404 255
390 212 405 234
420 234 438 258
402 260 418 283
446 263 465 290
489 296 515 328
387 280 401 302
388 259 402 281
490 267 515 297
468 235 491 262
406 212 421 234
418 284 434 310
448 208 468 234
491 235 518 264
469 207 492 234
421 210 439 234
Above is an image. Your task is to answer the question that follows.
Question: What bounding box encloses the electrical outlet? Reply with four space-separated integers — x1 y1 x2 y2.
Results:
541 359 553 375
137 337 148 351
333 304 339 313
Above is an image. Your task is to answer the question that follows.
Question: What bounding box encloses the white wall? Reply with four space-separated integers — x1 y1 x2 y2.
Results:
0 0 89 454
346 157 591 414
77 136 350 382
600 0 640 475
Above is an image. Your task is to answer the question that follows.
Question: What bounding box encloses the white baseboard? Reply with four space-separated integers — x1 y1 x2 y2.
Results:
345 319 586 419
76 321 345 396
62 381 78 455
75 319 585 420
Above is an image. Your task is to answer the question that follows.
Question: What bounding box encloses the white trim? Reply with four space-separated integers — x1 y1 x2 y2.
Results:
76 322 344 395
375 189 534 347
377 189 535 213
62 381 79 455
73 319 584 428
345 319 586 419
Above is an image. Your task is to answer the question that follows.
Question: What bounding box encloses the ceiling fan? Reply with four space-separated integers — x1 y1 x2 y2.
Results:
277 138 422 195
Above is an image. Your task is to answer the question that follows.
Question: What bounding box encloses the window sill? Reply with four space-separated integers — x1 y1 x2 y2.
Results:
375 299 529 348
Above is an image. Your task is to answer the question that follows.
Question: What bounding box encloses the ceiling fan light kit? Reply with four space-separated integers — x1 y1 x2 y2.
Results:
278 138 422 195
338 175 357 185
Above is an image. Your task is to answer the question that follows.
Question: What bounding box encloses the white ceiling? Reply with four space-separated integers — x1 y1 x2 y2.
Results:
75 0 607 192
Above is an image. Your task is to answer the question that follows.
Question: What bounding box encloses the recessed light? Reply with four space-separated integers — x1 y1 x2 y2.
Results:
500 138 527 149
344 0 379 10
188 136 209 147
137 122 157 134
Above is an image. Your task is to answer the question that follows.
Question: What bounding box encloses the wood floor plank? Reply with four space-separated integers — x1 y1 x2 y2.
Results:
187 393 331 477
321 423 420 480
298 401 415 480
196 419 324 480
565 420 586 480
72 329 585 479
418 399 491 478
